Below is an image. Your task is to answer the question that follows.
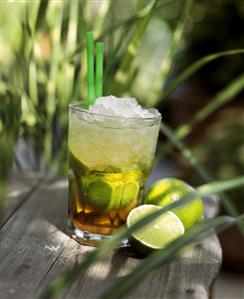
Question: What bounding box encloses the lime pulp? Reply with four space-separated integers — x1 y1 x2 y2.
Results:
127 204 184 253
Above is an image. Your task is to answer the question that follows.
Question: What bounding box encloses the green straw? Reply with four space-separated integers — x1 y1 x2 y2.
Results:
95 42 104 98
86 32 95 106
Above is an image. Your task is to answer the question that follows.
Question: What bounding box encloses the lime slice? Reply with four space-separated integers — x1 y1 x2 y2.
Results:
86 180 112 211
103 165 121 173
86 179 140 212
121 181 140 206
144 178 204 229
108 184 123 211
127 204 184 254
69 150 88 178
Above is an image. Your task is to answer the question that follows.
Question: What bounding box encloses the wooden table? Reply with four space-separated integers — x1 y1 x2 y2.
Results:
1 172 222 299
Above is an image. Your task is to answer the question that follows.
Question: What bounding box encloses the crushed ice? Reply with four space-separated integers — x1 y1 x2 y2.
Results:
89 95 161 119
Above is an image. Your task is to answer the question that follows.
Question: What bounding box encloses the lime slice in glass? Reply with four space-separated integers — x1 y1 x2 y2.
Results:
86 180 112 211
108 184 123 211
68 150 88 178
121 181 140 207
127 204 184 254
86 179 140 212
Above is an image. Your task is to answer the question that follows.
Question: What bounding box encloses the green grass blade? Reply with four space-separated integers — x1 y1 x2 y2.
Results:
101 214 243 299
26 0 40 35
73 0 87 101
150 0 193 106
28 61 38 105
0 90 21 218
61 0 79 105
93 0 113 38
198 177 244 195
66 1 79 52
46 2 63 115
159 123 213 181
160 122 244 234
109 0 158 95
159 73 244 157
39 176 244 299
161 49 244 101
35 0 49 31
68 0 173 62
45 1 64 168
104 19 137 86
176 73 244 136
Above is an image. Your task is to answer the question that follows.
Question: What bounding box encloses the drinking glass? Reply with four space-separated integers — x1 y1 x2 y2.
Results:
67 102 161 246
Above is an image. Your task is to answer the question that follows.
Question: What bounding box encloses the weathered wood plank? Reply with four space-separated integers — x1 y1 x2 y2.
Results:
52 236 221 299
0 172 42 227
0 176 222 299
0 178 91 299
1 171 42 227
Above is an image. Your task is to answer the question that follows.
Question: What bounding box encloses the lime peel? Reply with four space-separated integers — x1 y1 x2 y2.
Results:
144 178 204 229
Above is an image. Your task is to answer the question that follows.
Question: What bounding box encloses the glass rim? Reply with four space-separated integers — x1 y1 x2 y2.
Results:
69 102 162 122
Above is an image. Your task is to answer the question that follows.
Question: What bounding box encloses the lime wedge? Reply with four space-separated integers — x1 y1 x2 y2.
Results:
103 165 121 173
108 184 123 211
69 150 88 178
86 179 140 212
127 204 184 254
122 181 140 207
86 180 112 211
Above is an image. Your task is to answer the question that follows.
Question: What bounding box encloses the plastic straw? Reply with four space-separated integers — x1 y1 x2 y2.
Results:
95 42 104 98
86 32 95 106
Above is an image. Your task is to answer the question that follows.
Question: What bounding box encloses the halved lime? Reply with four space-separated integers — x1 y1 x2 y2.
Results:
144 178 203 229
127 204 184 254
144 178 204 229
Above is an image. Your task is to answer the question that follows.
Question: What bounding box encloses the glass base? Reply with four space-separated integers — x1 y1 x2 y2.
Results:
67 218 129 248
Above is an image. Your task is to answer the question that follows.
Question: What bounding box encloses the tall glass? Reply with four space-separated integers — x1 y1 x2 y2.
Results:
67 102 161 246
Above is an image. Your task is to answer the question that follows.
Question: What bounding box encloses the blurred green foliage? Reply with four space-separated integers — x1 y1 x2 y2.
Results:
1 0 176 175
0 88 21 215
179 0 244 88
193 108 244 213
0 0 243 184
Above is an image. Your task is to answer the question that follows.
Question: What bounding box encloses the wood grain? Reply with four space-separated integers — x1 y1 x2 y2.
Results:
1 171 42 227
0 175 222 299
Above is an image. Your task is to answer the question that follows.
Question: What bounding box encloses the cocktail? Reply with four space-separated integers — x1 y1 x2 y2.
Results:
68 96 161 246
67 32 161 246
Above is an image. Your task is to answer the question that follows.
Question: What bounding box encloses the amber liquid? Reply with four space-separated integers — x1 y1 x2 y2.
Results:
68 166 146 235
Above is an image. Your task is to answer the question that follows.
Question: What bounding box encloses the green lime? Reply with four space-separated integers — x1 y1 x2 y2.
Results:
86 180 140 212
86 180 112 211
144 178 204 229
127 204 184 254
